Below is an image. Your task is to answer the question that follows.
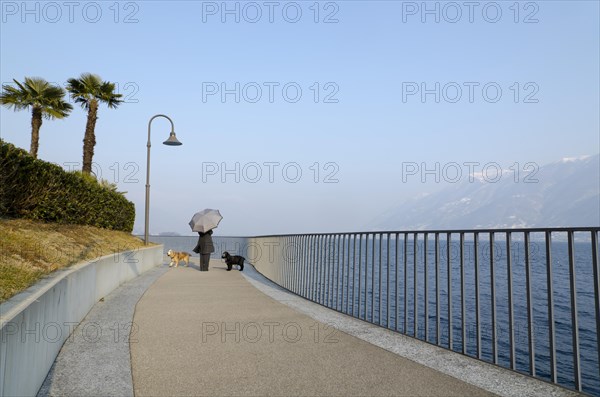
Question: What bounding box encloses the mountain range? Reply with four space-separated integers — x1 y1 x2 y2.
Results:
370 154 600 231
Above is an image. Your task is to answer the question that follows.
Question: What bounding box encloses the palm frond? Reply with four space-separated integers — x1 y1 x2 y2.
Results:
12 79 29 93
43 100 73 119
1 77 71 118
67 73 124 110
0 85 27 110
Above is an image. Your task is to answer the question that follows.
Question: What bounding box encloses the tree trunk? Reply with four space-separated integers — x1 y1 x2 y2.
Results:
30 107 43 159
82 100 99 174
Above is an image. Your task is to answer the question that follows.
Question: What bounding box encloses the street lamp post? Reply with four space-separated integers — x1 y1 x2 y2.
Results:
145 114 182 245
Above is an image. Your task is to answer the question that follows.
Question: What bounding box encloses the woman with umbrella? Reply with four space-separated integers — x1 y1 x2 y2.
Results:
190 209 222 271
193 230 214 271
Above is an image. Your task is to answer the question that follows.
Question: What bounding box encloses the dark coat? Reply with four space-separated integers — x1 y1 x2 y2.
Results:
193 230 214 254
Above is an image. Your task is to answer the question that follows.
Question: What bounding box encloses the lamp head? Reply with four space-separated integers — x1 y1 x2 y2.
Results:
163 131 182 146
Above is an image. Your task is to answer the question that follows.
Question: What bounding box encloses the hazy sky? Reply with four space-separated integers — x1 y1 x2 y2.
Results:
1 1 599 236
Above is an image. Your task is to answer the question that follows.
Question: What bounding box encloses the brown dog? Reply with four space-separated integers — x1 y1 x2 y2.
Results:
167 249 190 268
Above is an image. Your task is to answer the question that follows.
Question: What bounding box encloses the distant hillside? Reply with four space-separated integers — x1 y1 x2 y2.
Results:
370 154 600 230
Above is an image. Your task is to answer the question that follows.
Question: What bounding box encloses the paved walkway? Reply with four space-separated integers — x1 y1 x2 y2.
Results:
130 260 496 396
36 257 580 397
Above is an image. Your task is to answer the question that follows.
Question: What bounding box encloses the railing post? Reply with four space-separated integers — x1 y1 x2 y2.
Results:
592 230 600 387
525 231 535 376
380 233 384 325
395 233 400 332
424 233 429 342
435 232 440 345
371 233 376 323
568 231 581 391
507 231 515 370
460 232 466 355
404 233 408 334
340 234 345 312
310 235 316 301
447 232 453 350
490 232 497 364
387 233 391 329
351 234 357 317
358 233 363 320
546 231 557 383
414 233 418 337
474 232 481 359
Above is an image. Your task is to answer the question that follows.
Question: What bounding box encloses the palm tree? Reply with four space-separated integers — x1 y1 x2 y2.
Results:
66 73 123 174
0 77 72 158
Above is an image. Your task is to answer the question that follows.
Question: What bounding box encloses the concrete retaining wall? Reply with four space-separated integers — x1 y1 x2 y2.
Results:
246 237 284 284
0 244 163 397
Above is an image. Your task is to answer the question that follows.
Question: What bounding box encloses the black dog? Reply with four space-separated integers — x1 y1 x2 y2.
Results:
221 251 245 271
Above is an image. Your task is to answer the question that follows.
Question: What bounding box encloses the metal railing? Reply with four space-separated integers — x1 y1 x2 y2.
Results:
246 227 600 396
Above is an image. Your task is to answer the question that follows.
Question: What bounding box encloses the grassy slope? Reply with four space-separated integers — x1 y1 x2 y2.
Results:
0 219 151 303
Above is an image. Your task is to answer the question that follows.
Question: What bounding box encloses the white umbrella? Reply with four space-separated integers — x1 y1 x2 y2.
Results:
189 209 223 233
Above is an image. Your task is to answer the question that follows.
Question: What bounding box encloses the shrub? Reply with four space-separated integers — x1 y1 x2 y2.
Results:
0 139 135 231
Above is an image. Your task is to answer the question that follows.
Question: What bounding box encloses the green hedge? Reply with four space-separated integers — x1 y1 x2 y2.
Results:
0 139 135 232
